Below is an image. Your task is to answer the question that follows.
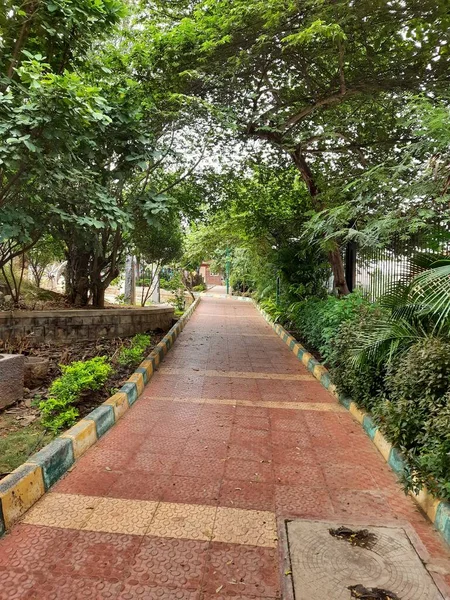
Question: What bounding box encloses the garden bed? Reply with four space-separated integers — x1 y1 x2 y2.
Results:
0 332 163 477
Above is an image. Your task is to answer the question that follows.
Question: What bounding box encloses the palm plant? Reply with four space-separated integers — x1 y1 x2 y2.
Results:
352 252 450 367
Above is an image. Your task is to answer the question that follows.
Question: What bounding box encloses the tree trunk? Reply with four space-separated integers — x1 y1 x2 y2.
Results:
92 284 106 309
290 147 350 295
65 246 90 306
124 255 136 304
328 246 350 296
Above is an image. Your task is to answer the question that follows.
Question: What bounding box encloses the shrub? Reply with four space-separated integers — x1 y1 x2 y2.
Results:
330 309 388 412
287 291 376 362
192 283 207 292
40 356 112 433
116 333 151 367
259 297 284 322
375 338 450 498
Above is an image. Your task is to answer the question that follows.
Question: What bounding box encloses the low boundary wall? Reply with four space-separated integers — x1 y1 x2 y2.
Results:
0 306 174 345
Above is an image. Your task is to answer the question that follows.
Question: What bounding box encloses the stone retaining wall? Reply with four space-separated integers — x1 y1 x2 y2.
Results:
0 306 174 345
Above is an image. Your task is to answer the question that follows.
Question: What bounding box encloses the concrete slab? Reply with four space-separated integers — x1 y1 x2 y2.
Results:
0 353 24 409
287 519 443 599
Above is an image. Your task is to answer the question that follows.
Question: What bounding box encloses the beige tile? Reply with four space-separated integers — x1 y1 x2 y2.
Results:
152 396 344 413
159 367 314 381
22 492 100 529
83 497 158 535
147 502 216 541
213 507 277 547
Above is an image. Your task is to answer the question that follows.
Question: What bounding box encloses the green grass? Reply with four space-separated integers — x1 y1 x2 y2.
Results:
0 416 54 474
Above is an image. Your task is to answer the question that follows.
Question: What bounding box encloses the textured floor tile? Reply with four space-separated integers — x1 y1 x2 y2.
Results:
272 463 325 487
203 542 280 597
66 530 142 580
1 294 449 599
128 536 208 589
331 489 396 520
130 452 179 474
322 463 376 490
26 574 122 599
275 485 334 518
183 437 228 458
117 582 201 599
218 481 275 512
0 568 41 599
83 498 158 535
108 471 170 501
224 458 273 483
139 437 188 455
227 441 273 462
213 508 277 547
1 525 80 572
233 416 270 430
173 456 226 480
162 477 220 506
147 502 216 541
53 467 120 497
22 493 100 529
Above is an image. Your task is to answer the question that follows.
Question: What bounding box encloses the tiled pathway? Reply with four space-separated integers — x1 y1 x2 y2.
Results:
1 296 450 599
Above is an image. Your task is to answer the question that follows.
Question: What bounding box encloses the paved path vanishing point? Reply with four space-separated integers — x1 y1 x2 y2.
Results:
1 295 450 599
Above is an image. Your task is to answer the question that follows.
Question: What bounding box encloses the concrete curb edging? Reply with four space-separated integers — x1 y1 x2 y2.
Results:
0 297 201 536
254 301 450 550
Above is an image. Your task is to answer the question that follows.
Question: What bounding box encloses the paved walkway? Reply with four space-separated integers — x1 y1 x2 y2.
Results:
1 296 450 599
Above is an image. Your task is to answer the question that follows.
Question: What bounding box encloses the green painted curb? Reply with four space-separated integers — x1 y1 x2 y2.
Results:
435 502 450 546
120 382 138 405
135 366 149 384
85 405 115 438
28 438 75 490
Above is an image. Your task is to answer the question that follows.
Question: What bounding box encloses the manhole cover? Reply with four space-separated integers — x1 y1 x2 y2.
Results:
286 520 444 600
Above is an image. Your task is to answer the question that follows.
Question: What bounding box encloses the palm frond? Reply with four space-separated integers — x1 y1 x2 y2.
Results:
350 317 428 367
409 264 450 330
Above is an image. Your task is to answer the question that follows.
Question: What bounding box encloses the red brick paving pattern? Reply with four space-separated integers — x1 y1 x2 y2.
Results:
1 295 450 598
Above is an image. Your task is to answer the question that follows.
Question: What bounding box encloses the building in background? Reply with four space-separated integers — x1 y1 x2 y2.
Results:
199 261 223 286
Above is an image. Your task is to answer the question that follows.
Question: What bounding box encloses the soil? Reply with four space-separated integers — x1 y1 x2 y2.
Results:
3 332 163 414
0 331 163 476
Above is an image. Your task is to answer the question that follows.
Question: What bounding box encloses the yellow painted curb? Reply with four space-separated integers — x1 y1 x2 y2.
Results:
349 402 366 424
328 383 338 398
301 352 313 367
60 420 97 459
139 359 154 380
0 465 45 529
292 343 302 355
373 429 392 462
412 488 442 522
151 351 161 367
128 372 145 396
104 392 129 420
313 364 328 380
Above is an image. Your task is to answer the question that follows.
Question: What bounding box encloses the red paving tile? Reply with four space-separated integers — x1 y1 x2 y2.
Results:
202 542 280 597
1 294 449 599
108 472 171 501
218 481 275 511
162 476 221 505
128 536 208 589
